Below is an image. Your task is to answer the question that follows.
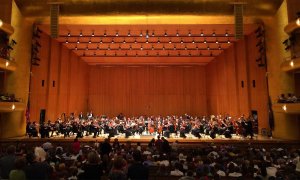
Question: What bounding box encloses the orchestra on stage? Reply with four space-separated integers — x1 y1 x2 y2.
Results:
26 112 255 139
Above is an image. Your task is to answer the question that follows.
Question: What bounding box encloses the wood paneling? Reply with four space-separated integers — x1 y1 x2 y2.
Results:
88 65 207 117
30 34 89 122
246 33 269 130
206 34 269 130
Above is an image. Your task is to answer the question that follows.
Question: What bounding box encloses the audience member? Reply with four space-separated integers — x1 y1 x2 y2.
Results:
0 145 16 179
127 150 149 180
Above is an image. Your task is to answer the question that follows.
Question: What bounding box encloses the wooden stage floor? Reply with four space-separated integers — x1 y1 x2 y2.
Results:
1 133 299 148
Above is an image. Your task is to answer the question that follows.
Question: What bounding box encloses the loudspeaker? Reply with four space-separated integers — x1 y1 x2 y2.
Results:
234 3 244 39
50 4 60 38
40 109 46 124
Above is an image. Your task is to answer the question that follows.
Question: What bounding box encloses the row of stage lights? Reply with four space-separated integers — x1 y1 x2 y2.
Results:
65 38 231 44
63 30 232 38
81 51 217 57
73 44 223 51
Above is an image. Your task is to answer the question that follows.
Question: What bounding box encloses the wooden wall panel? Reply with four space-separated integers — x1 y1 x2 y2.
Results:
46 39 61 121
29 34 89 122
224 45 239 116
246 33 269 130
67 53 89 116
30 33 50 122
56 46 70 117
88 65 207 117
235 40 250 116
206 33 269 132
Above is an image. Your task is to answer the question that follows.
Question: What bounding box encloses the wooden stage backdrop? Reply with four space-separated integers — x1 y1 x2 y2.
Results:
29 32 268 132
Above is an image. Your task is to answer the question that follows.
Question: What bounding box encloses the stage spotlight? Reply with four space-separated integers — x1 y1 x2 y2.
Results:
212 31 216 36
33 56 41 61
169 39 172 44
204 39 207 43
89 39 92 44
33 32 41 38
216 39 219 44
35 41 41 47
104 31 107 37
116 31 119 37
184 45 187 50
75 45 78 50
188 30 191 36
196 45 199 50
77 39 80 44
67 32 71 37
65 38 68 43
218 45 221 50
128 31 131 36
129 45 132 50
157 38 160 44
7 45 13 50
140 31 143 37
173 45 176 50
256 33 263 38
192 39 195 43
79 31 83 37
181 39 184 44
256 41 262 47
85 45 89 50
225 31 228 37
151 45 154 50
256 57 262 62
31 61 40 66
97 45 99 50
111 38 114 44
227 39 231 43
259 46 264 52
207 46 210 50
200 31 204 36
92 31 95 37
282 39 288 45
100 39 103 44
176 31 179 37
140 46 143 50
146 30 149 39
164 31 168 37
146 39 149 44
118 44 121 50
162 44 165 50
123 39 126 44
255 27 261 34
134 38 137 44
152 31 155 37
285 45 291 51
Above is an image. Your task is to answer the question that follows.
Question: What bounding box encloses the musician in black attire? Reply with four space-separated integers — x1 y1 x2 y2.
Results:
79 112 84 120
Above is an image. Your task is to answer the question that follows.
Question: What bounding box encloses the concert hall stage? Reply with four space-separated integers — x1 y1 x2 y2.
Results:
1 134 299 149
